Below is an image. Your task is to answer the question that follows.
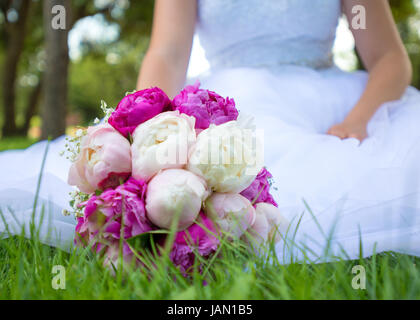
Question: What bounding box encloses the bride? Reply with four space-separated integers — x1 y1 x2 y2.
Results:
1 0 420 261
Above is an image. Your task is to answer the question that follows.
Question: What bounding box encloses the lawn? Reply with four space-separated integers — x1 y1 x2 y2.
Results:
0 232 419 299
0 137 419 300
0 136 38 152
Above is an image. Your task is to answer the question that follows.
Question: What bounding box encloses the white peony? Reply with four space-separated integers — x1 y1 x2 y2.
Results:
187 116 263 193
131 111 196 181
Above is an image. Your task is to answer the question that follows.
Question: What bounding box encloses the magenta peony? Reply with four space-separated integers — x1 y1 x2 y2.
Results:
172 81 238 130
67 124 132 194
240 167 278 207
170 212 219 273
108 87 172 138
74 177 154 258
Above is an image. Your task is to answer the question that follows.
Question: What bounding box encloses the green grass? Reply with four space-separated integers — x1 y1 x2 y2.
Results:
0 229 419 299
0 136 37 152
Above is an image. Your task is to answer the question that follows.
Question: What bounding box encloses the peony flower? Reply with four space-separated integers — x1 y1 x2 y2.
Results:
68 124 132 194
74 177 153 258
204 193 255 239
240 167 278 207
170 212 219 274
108 87 171 138
145 169 209 230
131 111 196 181
102 240 137 270
187 120 263 193
172 81 238 130
248 202 289 245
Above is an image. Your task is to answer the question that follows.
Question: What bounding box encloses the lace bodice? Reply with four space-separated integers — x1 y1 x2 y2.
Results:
196 0 341 69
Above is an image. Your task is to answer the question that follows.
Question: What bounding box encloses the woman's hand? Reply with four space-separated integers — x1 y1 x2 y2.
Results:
336 0 412 143
327 118 368 142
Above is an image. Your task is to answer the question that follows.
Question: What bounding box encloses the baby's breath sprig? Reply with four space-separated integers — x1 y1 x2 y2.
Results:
100 99 115 122
125 89 136 96
267 174 278 191
59 127 86 162
60 98 115 161
63 190 90 218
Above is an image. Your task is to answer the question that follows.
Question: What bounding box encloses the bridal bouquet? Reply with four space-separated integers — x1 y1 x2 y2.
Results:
65 82 287 274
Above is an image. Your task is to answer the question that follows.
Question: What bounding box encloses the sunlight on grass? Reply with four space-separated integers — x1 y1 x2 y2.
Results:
0 137 38 152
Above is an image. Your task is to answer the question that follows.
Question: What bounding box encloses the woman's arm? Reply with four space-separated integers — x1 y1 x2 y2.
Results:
136 0 196 98
328 0 412 141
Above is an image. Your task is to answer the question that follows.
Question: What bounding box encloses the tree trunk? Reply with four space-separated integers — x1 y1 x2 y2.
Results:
1 0 31 137
41 0 70 140
21 77 43 134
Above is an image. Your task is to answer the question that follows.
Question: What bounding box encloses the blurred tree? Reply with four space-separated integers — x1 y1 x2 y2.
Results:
390 0 420 89
68 0 154 124
41 0 69 139
0 0 154 137
1 0 47 136
0 0 31 136
42 0 124 138
69 38 150 123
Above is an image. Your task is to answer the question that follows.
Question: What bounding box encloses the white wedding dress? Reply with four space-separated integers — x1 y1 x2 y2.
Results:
1 0 420 261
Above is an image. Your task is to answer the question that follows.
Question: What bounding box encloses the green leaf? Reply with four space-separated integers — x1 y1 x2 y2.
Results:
126 230 169 252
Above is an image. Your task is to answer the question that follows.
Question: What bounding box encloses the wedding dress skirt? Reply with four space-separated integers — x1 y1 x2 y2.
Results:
1 64 420 261
0 137 75 249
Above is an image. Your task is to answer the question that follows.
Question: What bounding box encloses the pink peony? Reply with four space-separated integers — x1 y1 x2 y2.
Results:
248 202 289 246
204 193 256 239
170 212 219 273
172 81 238 130
74 177 154 258
145 169 209 231
240 168 278 207
102 240 137 269
108 87 172 138
68 124 132 194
